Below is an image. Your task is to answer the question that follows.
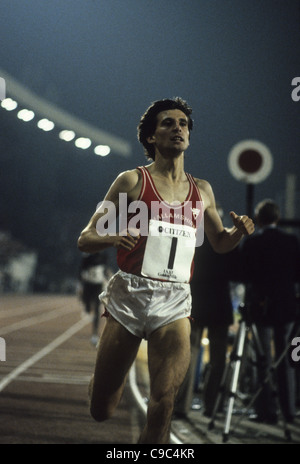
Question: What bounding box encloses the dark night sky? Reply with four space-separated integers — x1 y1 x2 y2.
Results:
0 0 299 284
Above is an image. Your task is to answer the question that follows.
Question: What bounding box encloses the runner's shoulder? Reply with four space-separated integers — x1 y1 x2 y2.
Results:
193 177 213 193
114 168 141 192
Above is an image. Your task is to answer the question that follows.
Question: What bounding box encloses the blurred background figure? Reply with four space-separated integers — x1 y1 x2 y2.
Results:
174 205 240 419
78 252 112 346
240 199 300 424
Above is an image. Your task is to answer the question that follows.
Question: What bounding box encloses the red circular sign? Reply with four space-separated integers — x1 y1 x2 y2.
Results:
228 140 273 184
238 149 263 173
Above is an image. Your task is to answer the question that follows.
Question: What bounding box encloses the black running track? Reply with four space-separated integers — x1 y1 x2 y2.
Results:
0 294 147 445
0 294 299 450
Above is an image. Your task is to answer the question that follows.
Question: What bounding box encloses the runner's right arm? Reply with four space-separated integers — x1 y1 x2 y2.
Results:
77 170 141 253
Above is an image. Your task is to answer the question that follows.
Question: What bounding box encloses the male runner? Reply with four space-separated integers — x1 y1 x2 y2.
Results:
78 97 254 443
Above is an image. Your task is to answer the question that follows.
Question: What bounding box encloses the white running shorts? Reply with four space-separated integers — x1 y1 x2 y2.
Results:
99 270 191 339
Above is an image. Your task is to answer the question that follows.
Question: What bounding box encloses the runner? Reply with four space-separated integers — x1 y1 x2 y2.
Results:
78 97 254 443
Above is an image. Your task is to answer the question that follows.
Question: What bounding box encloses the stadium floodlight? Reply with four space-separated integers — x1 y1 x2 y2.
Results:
1 97 18 111
94 145 111 156
75 137 92 149
37 118 55 131
59 130 76 142
0 68 131 157
17 109 35 122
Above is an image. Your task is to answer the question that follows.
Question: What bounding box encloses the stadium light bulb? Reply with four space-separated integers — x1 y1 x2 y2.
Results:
59 130 76 142
37 118 55 131
1 98 18 111
17 109 35 122
75 137 91 149
94 145 111 156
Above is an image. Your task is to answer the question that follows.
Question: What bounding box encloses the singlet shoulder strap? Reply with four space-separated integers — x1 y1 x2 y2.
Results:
137 165 163 202
136 166 148 200
186 172 203 202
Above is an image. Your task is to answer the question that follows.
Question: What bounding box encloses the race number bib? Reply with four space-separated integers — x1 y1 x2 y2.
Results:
141 219 196 282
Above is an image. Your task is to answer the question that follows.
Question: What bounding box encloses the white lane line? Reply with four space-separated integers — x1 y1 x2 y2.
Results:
0 315 90 393
0 299 59 319
128 363 183 445
0 304 44 319
129 364 147 414
0 306 76 336
12 374 91 385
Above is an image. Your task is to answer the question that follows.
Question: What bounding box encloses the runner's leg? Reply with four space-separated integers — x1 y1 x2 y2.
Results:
89 315 141 421
138 317 191 443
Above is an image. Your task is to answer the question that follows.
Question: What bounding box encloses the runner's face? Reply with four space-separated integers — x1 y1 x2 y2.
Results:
148 109 190 155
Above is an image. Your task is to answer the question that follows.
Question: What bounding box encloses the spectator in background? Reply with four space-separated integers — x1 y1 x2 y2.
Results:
240 199 300 424
174 205 239 419
79 252 111 346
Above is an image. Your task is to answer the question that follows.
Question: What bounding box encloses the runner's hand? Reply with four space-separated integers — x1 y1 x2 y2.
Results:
230 211 255 236
112 228 141 250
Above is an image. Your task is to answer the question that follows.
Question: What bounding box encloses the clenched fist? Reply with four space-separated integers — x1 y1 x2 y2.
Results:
230 211 255 236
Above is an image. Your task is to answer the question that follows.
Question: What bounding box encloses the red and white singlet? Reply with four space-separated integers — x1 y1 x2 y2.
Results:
117 166 203 283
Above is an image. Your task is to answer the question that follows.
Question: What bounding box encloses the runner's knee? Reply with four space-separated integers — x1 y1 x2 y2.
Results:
147 394 176 428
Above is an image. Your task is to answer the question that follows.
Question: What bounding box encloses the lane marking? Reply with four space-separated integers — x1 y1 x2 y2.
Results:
11 374 91 385
0 306 76 335
0 298 61 319
0 315 90 393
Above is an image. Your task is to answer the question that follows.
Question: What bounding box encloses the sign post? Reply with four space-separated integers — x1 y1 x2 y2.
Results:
228 140 273 217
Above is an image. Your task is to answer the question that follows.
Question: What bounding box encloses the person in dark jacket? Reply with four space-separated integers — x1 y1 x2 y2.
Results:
240 199 300 423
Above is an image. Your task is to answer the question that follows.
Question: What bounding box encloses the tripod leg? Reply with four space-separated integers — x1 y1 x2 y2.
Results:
222 321 247 443
232 323 298 441
208 352 230 430
208 320 245 431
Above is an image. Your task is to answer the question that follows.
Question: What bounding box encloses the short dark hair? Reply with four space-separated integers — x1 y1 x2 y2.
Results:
137 97 193 160
255 199 280 226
